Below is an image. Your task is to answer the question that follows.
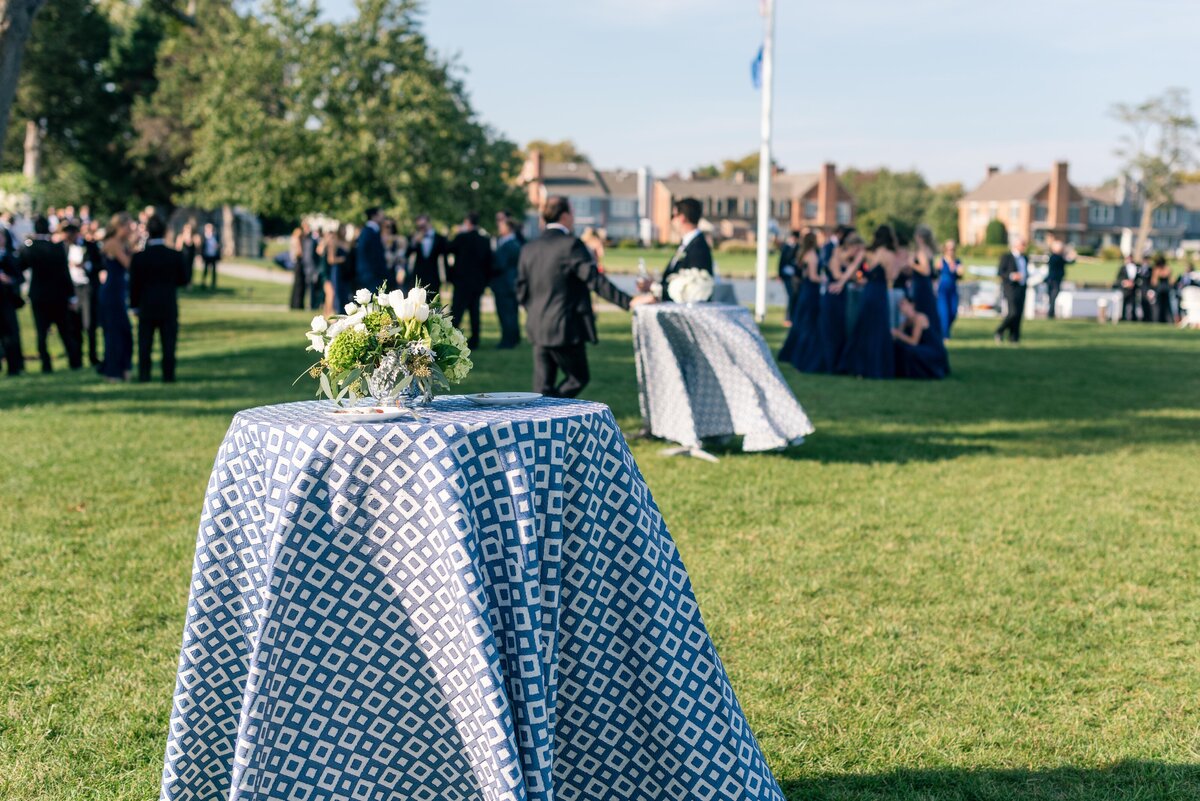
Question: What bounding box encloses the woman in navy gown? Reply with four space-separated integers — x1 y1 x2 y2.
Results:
837 226 897 379
936 239 963 339
910 225 943 335
778 232 825 373
893 296 949 379
820 232 863 373
98 213 134 382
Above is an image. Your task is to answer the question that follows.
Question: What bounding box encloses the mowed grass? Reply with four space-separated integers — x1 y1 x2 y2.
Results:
1 281 1199 800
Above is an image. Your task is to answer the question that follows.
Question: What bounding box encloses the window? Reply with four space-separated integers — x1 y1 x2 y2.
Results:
837 201 851 225
1010 201 1022 222
1068 204 1081 225
780 200 791 218
969 202 979 222
804 200 818 219
1089 204 1114 225
988 202 998 220
1034 204 1048 222
704 197 714 216
610 198 636 219
726 197 738 216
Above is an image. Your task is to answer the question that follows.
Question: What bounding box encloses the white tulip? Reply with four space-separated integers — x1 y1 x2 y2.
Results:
387 289 406 310
408 287 427 306
344 302 359 315
415 303 430 322
399 298 416 320
354 288 372 305
354 323 368 334
307 333 325 353
310 315 328 333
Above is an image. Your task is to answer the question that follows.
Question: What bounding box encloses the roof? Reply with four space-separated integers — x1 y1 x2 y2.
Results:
540 162 608 198
658 173 815 201
1079 186 1117 204
597 170 639 198
962 171 1049 202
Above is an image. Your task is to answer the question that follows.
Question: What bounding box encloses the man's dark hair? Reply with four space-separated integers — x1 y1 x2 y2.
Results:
62 222 80 235
674 198 702 226
542 195 571 224
364 206 381 221
465 211 480 227
33 216 50 235
146 214 167 239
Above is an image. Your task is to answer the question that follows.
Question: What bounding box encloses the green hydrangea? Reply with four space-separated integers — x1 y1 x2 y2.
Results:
445 353 473 383
324 329 370 373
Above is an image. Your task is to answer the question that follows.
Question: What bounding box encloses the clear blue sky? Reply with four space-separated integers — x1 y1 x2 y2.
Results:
323 0 1199 189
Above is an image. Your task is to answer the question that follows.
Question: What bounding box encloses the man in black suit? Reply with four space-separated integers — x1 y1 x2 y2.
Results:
778 229 799 323
200 223 221 290
356 207 389 293
404 214 448 296
1114 254 1141 321
447 212 492 350
62 222 103 366
130 215 189 382
1045 236 1075 320
517 195 654 397
21 216 82 372
0 213 25 375
658 197 713 286
994 234 1030 344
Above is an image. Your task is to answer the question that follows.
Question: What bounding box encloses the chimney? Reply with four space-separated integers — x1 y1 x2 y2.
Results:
817 162 837 228
523 150 544 207
1048 160 1069 229
733 170 747 184
986 165 1000 179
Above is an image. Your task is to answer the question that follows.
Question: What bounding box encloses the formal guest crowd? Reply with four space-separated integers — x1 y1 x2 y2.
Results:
777 224 951 380
0 206 199 381
1113 251 1197 324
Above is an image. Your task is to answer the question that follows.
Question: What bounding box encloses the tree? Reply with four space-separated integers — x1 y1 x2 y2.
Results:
1111 88 1198 256
926 182 963 244
0 0 46 167
984 219 1008 245
845 168 930 243
693 151 782 180
524 139 588 164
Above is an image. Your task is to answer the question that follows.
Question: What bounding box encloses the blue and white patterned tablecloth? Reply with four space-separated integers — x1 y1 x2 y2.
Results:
634 304 814 451
161 397 784 801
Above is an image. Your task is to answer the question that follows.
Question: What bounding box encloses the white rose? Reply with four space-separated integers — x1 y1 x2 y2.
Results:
415 303 430 322
307 333 325 353
354 288 373 305
387 289 406 309
344 302 359 315
353 323 367 334
408 287 427 306
310 315 328 333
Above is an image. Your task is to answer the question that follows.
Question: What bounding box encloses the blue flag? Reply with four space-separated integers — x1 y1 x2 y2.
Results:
751 46 763 89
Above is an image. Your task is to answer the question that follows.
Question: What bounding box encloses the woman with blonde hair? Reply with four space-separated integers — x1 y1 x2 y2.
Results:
98 213 135 381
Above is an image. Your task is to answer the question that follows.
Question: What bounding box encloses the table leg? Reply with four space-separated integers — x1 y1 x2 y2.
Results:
659 445 720 462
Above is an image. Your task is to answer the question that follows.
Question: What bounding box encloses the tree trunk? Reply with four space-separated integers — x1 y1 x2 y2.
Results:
0 0 46 167
222 203 236 258
1134 201 1155 259
21 118 40 181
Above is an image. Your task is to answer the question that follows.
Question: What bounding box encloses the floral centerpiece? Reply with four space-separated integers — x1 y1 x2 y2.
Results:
666 268 715 304
301 285 472 406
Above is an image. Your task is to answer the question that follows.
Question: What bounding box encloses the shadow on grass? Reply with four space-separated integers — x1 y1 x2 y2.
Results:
778 759 1200 800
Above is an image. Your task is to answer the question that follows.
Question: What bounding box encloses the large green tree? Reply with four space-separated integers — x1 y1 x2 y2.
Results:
926 182 963 244
844 168 931 243
524 139 588 164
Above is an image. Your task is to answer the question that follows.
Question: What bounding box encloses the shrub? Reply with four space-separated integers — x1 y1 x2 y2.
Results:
1100 245 1123 261
716 239 759 254
614 238 640 249
984 219 1008 245
1074 245 1096 257
959 244 1010 260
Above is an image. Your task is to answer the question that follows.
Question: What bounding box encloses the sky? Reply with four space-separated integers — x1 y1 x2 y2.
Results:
323 0 1200 189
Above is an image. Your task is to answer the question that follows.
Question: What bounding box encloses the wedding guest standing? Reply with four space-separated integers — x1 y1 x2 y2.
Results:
317 228 347 318
98 214 134 382
936 240 963 339
777 232 824 373
176 221 199 289
199 221 220 291
1115 254 1139 321
822 232 864 372
130 215 189 383
1148 255 1175 324
63 222 102 367
405 214 448 295
448 212 492 350
354 207 389 294
288 226 307 310
517 196 653 397
22 216 82 372
837 226 897 378
778 229 799 326
0 213 24 376
658 198 713 286
491 213 522 349
1045 237 1076 319
994 234 1030 344
910 225 943 338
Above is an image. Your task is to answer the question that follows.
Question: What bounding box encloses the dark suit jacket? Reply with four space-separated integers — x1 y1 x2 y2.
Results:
20 239 74 307
493 236 521 282
356 224 388 292
777 242 797 279
998 251 1029 293
130 243 189 319
516 228 631 347
1114 263 1140 294
448 230 492 292
405 232 449 290
661 231 714 284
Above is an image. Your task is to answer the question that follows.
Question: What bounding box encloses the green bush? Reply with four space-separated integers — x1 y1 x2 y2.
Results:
614 238 640 249
1074 245 1096 257
716 239 759 254
1100 245 1123 261
959 244 1011 260
984 219 1008 245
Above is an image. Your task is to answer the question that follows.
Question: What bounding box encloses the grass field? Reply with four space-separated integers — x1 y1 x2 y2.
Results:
1 279 1199 800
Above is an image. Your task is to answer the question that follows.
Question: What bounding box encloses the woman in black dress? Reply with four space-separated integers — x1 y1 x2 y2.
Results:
98 213 135 382
1149 255 1176 324
778 232 825 373
837 226 897 379
893 296 949 380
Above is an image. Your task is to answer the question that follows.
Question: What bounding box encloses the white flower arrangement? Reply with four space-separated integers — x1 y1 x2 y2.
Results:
666 268 715 304
300 283 473 403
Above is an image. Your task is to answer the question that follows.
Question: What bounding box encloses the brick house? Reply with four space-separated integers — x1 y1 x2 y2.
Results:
958 162 1087 246
518 152 651 240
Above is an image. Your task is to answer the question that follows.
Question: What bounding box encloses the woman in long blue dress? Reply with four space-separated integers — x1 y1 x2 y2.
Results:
893 296 949 379
837 226 897 379
936 239 963 339
98 213 134 382
778 232 825 373
910 225 943 336
820 232 863 374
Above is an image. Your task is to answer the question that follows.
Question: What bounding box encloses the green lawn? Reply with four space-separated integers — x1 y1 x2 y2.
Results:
2 281 1199 800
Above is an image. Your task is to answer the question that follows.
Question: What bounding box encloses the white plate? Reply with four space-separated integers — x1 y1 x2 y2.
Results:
326 406 409 422
464 392 543 407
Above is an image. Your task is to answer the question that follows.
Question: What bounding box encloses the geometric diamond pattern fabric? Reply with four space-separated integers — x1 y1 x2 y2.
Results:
161 397 785 801
633 303 814 451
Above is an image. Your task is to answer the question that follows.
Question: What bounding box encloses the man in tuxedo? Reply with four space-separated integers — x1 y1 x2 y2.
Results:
491 212 522 349
356 207 389 294
404 214 448 295
200 223 221 290
447 212 492 350
21 216 82 372
1044 237 1076 319
658 197 713 286
1114 253 1141 321
994 234 1030 344
0 212 25 375
130 215 189 382
517 195 654 397
62 222 103 366
778 229 799 324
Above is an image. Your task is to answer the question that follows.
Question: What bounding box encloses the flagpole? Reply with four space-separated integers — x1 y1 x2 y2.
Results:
753 0 775 323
